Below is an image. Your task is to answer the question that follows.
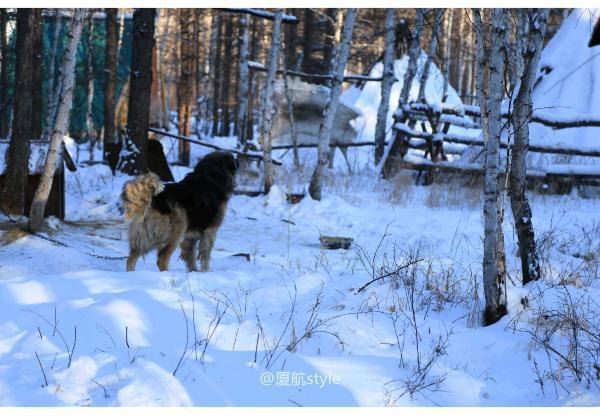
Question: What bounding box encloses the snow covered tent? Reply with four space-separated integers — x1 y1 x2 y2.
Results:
340 51 473 168
526 8 600 167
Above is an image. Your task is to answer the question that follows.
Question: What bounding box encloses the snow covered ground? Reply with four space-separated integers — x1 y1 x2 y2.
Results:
1 146 599 406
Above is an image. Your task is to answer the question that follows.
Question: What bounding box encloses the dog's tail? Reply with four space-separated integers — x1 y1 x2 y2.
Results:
121 172 164 220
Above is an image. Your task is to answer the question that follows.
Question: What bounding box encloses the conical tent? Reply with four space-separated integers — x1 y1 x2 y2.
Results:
529 8 600 161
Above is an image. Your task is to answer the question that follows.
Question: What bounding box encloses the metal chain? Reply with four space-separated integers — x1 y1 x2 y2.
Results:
1 208 127 261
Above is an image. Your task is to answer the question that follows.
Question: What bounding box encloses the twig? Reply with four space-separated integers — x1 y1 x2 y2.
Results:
148 128 283 166
68 326 77 368
91 379 109 398
356 258 424 294
173 299 189 377
35 351 48 387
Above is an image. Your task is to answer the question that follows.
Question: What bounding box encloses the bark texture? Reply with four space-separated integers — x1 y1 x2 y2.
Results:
28 9 87 232
119 8 156 175
177 8 196 165
103 8 118 166
1 9 35 215
509 9 549 286
258 10 283 194
381 9 426 177
474 8 508 326
374 9 396 165
308 9 357 200
236 14 250 146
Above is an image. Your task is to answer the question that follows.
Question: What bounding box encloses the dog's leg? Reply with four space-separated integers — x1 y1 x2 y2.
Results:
180 236 199 272
199 227 217 272
157 240 178 272
126 250 140 272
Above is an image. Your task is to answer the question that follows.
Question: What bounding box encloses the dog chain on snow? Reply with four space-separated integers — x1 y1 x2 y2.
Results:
1 208 128 260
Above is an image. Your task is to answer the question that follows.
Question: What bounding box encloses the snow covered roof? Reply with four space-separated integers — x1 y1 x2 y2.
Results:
530 9 600 157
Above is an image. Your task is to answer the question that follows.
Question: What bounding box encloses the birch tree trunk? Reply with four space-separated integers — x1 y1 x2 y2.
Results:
417 9 443 102
221 15 234 137
211 15 223 137
509 9 549 286
474 8 508 326
374 8 396 165
206 12 220 136
381 9 426 177
85 16 96 158
258 10 283 194
236 14 250 146
1 9 35 215
308 9 357 200
28 9 86 232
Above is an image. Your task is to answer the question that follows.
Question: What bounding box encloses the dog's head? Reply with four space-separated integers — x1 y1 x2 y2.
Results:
192 151 238 187
199 151 238 175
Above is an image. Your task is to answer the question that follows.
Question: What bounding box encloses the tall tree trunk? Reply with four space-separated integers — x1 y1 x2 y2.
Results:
258 10 283 194
31 9 43 139
474 8 508 326
103 8 118 166
177 8 195 165
0 9 9 138
204 11 219 136
236 13 250 146
509 9 549 286
118 8 156 175
246 16 261 141
284 8 298 70
302 9 315 75
85 16 96 158
28 9 87 232
381 9 426 177
44 9 63 136
308 9 357 200
211 15 223 137
417 9 443 102
1 9 35 215
221 15 234 137
374 9 396 165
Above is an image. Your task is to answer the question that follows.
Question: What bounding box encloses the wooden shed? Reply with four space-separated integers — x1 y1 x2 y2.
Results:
0 139 76 219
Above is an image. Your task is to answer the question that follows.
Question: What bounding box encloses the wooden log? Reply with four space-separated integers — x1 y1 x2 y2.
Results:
395 123 600 158
248 61 388 83
408 102 600 130
397 157 600 183
147 128 282 165
220 8 298 24
270 141 387 150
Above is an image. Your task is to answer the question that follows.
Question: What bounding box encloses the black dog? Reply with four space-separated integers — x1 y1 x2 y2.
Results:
153 151 238 271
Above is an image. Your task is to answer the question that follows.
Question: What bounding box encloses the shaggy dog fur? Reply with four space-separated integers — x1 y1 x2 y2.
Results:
121 151 237 272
